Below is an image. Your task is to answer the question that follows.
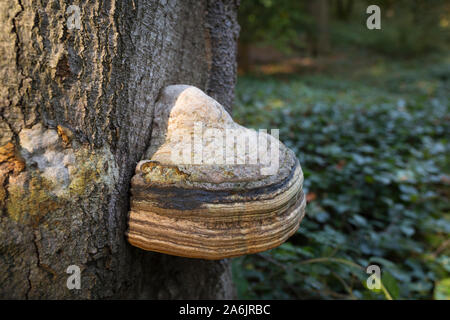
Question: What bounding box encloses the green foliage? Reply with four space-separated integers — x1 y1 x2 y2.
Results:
239 0 450 58
238 0 310 53
232 58 450 299
434 278 450 300
334 0 450 57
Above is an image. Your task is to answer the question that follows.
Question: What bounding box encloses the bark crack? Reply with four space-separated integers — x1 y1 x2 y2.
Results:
12 0 24 73
1 176 10 218
25 266 31 300
25 229 39 300
32 230 42 269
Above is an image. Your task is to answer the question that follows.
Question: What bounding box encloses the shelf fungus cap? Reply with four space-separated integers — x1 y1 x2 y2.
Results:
126 85 306 259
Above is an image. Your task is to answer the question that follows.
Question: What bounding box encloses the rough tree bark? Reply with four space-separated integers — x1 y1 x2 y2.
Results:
0 0 239 299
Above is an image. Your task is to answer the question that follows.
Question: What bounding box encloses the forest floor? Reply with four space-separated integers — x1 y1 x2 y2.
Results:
232 51 450 300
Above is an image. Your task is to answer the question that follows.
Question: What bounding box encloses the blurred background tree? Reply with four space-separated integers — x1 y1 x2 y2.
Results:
233 0 449 300
238 0 450 72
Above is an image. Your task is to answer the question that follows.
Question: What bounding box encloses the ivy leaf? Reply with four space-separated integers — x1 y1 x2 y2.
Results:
434 278 450 300
382 271 400 300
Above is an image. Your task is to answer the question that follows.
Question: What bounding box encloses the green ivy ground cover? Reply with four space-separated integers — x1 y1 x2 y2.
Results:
232 56 450 300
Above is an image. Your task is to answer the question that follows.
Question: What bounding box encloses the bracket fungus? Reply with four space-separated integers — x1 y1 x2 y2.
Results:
126 85 306 259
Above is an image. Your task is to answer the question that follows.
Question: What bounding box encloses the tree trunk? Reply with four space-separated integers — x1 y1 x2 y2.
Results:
0 0 239 299
336 0 353 21
308 0 330 56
